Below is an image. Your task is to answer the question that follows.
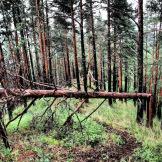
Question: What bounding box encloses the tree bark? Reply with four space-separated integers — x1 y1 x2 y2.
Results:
0 118 10 149
0 89 152 99
26 31 36 83
0 43 7 87
32 15 41 82
16 4 31 83
89 0 99 91
99 45 103 90
80 0 87 92
118 56 123 93
70 0 81 90
12 6 24 87
35 0 47 83
113 26 117 93
107 0 112 105
45 0 53 84
124 60 128 103
136 0 144 124
64 29 71 87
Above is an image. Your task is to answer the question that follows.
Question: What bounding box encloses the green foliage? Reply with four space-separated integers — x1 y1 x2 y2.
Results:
2 99 162 161
6 98 107 149
83 99 162 162
0 147 12 162
31 146 53 162
60 116 107 148
7 114 32 132
134 143 162 162
110 133 124 146
7 99 53 132
39 135 61 146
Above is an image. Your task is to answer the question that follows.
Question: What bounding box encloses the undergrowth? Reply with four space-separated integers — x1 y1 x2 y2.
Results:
0 98 109 161
82 99 162 162
0 98 162 161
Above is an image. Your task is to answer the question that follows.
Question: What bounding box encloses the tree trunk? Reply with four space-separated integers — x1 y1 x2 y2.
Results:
63 52 69 84
113 26 117 93
99 45 103 90
64 29 72 87
45 0 53 84
107 0 112 105
72 61 76 79
35 0 47 83
103 54 106 91
26 32 36 83
89 0 99 91
54 57 57 85
118 56 123 93
80 0 87 92
136 0 144 124
0 117 10 149
71 0 81 90
16 4 31 83
0 89 152 99
32 15 41 82
0 43 7 87
144 35 148 92
124 60 128 103
12 6 24 87
153 22 161 117
88 42 92 88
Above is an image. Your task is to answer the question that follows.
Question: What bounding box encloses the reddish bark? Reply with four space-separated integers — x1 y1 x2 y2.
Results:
64 29 71 86
88 42 92 88
144 36 148 90
99 45 103 89
0 89 152 99
160 89 162 97
45 0 53 84
153 23 161 98
118 57 123 93
146 96 154 128
35 0 47 82
32 16 41 81
71 1 81 90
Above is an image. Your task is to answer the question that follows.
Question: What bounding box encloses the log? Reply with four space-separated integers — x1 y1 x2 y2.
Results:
0 89 152 99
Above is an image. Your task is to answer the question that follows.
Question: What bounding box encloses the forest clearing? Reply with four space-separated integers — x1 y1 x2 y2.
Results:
0 0 162 161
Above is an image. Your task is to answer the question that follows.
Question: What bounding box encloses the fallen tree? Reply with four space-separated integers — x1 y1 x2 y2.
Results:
0 89 154 128
0 89 152 99
0 88 154 149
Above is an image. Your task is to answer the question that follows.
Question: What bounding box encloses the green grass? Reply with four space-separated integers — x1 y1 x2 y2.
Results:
1 98 162 161
81 99 162 162
4 98 108 147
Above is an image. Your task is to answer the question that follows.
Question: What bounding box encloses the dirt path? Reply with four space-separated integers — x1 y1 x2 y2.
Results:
1 123 141 162
70 122 141 161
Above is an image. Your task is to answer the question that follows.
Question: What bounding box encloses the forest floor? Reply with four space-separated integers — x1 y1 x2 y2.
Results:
0 99 162 162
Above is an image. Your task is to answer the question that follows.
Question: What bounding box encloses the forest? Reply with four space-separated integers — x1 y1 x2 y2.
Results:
0 0 162 161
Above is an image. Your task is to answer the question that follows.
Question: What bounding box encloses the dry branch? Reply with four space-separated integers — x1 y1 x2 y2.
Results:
63 99 86 126
6 98 37 127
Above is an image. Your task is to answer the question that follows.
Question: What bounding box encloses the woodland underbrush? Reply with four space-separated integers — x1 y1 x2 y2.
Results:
0 99 162 161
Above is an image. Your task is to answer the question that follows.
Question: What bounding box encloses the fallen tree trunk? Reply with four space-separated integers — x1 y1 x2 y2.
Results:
0 89 153 128
0 89 152 99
